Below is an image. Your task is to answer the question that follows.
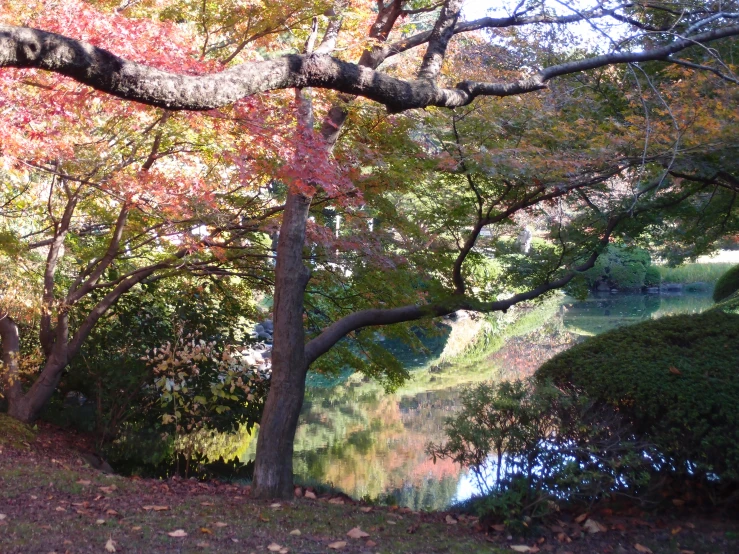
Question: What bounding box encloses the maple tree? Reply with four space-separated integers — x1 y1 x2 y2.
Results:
1 0 739 500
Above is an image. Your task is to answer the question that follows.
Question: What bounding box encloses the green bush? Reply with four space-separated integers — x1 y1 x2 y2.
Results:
644 265 662 287
583 245 655 291
536 310 739 482
713 264 739 302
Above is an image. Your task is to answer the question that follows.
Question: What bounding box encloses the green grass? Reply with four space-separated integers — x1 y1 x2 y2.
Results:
658 262 734 284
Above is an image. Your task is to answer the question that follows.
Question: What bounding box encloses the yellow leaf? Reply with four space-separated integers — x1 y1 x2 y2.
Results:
105 538 116 552
200 528 213 534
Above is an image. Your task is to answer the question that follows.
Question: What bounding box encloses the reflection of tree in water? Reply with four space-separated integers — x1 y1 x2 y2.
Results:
385 475 460 512
292 381 463 505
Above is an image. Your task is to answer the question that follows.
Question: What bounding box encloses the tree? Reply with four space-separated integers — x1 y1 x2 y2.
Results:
1 0 739 498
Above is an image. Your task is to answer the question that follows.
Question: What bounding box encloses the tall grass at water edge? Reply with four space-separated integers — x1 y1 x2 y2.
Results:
658 262 734 284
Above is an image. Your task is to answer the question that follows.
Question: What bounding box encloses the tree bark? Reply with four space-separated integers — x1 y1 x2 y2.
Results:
0 314 23 414
252 191 312 498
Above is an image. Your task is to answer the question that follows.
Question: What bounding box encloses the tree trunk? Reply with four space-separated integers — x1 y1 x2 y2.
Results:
252 191 312 499
0 314 23 414
2 312 69 423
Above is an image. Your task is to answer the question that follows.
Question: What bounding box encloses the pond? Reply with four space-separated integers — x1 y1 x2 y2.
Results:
243 291 714 510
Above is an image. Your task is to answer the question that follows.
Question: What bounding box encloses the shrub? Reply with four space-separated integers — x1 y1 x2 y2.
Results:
583 245 654 291
644 265 662 287
536 310 739 482
713 264 739 302
428 379 653 523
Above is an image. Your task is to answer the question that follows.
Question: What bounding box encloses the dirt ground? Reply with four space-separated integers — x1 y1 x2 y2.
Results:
1 418 738 554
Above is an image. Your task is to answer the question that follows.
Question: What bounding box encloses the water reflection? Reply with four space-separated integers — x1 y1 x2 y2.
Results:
243 292 714 508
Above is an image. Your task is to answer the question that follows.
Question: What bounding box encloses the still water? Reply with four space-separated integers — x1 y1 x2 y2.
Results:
246 292 713 510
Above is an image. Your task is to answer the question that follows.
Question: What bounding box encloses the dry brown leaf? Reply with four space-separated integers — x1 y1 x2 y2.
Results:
270 503 282 509
96 519 106 525
131 526 142 531
55 506 66 512
168 529 188 538
445 515 458 525
634 545 653 553
143 505 169 511
304 490 317 499
196 541 210 548
99 485 117 494
582 519 607 534
328 497 344 505
200 502 214 506
346 527 370 539
328 541 347 550
574 513 589 524
679 550 695 554
685 522 695 529
267 543 283 552
360 507 373 513
279 549 288 554
213 522 228 528
366 540 377 548
289 529 301 536
669 366 682 375
76 480 91 486
672 499 686 506
106 509 118 516
105 538 116 552
511 546 532 553
200 528 213 535
491 524 506 532
672 526 682 535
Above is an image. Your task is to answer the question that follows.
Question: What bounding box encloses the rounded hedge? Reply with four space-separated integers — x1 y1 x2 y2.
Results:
713 264 739 302
535 310 739 481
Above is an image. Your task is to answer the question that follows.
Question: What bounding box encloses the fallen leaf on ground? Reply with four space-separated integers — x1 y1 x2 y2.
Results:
200 502 214 506
366 540 377 548
491 524 506 532
200 528 212 535
445 515 457 525
270 503 282 509
511 546 532 553
634 545 653 553
267 543 283 552
672 526 682 535
328 541 347 549
96 519 106 525
168 529 188 538
214 521 228 528
574 513 589 524
679 550 695 554
347 527 370 539
76 480 91 486
669 366 682 375
328 497 344 505
196 541 209 548
143 505 169 511
360 507 372 513
672 498 686 506
55 506 66 512
304 490 317 499
131 526 141 531
105 538 116 552
106 509 118 516
289 529 301 536
582 519 607 534
99 485 117 494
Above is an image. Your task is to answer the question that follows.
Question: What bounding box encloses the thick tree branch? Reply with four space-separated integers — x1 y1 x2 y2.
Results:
3 23 739 113
304 217 622 365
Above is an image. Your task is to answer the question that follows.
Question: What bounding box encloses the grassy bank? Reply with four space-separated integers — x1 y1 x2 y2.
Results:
658 262 734 284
